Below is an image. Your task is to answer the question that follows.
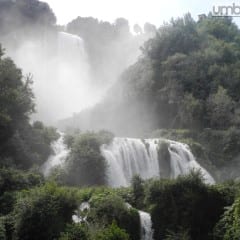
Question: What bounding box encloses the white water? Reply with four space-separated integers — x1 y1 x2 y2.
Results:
139 211 154 240
42 133 69 176
72 202 90 223
101 138 215 187
43 136 214 186
168 140 214 183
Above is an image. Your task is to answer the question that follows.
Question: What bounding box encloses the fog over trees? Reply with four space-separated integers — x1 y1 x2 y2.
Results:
1 1 240 240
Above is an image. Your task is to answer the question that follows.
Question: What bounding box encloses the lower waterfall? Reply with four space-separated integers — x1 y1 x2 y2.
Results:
139 211 154 240
101 138 215 187
43 135 215 186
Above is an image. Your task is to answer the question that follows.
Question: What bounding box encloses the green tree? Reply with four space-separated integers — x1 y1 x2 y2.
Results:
59 224 90 240
13 183 78 240
0 47 34 144
131 175 145 209
65 132 108 186
95 223 130 240
214 197 240 240
207 86 234 129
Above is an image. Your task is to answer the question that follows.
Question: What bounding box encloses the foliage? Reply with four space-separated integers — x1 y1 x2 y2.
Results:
206 86 234 129
0 0 56 35
0 46 59 169
59 224 90 240
214 197 240 240
95 222 130 240
145 172 230 240
89 193 140 240
62 131 113 187
12 183 78 240
164 229 191 240
0 168 43 215
131 175 145 209
66 14 240 139
0 47 34 145
0 218 6 240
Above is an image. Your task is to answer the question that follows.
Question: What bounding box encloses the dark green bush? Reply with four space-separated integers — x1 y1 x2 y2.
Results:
59 224 90 240
63 132 110 187
95 222 130 240
145 172 229 240
0 168 43 215
0 218 6 240
214 197 240 240
12 183 78 240
89 193 140 240
131 175 145 209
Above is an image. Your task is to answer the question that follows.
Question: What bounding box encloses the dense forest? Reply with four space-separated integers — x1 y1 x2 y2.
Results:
1 0 240 240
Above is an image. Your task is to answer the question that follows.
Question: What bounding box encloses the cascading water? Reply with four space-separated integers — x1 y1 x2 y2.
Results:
100 138 160 187
139 211 154 240
168 140 213 182
42 133 69 176
101 138 215 187
44 135 214 186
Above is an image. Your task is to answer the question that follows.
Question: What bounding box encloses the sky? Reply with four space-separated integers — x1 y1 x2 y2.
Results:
44 0 240 28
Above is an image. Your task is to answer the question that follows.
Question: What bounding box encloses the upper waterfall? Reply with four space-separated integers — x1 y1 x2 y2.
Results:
101 138 215 187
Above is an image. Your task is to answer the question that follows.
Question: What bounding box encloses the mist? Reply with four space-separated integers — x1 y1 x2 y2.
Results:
0 4 154 125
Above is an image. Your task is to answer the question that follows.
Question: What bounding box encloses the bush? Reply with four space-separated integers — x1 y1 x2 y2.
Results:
89 193 140 240
12 183 78 240
0 168 43 215
0 218 6 240
214 197 240 240
95 222 130 240
145 172 229 240
131 175 145 209
63 132 110 186
59 224 90 240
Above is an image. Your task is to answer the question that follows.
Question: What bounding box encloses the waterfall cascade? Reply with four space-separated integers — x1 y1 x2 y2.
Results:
139 211 154 240
42 133 69 176
101 138 215 187
43 135 215 186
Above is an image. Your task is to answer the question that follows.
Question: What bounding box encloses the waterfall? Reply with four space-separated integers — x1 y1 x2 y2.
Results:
139 211 154 240
42 133 69 176
44 135 214 186
101 138 215 187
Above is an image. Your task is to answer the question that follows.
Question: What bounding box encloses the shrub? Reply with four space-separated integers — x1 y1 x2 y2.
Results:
145 172 229 240
0 218 6 240
59 224 90 240
89 193 140 240
214 197 240 240
0 168 43 215
95 222 130 240
64 132 109 186
12 183 78 240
